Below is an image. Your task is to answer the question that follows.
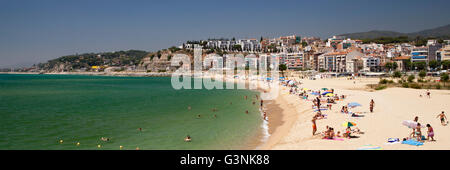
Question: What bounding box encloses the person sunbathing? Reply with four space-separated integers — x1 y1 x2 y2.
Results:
343 127 352 138
328 128 335 139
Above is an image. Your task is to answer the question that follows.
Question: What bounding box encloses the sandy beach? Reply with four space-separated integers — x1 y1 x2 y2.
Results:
259 77 450 150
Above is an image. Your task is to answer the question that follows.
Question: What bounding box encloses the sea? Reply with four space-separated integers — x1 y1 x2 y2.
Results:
0 74 264 150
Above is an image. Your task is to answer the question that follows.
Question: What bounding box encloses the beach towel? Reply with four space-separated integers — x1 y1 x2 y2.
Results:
357 145 382 150
323 138 344 141
401 139 423 146
384 142 400 145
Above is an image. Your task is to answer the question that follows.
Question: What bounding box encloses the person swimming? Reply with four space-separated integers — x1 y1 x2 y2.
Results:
184 135 191 142
101 137 110 142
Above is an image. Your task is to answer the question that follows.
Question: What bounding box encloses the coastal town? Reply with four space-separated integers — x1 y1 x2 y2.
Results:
5 33 450 80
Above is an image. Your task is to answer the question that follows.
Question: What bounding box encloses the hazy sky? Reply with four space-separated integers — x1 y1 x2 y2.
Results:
1 0 450 68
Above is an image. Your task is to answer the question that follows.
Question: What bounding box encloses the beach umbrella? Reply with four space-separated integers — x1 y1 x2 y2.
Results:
321 88 328 90
348 102 362 107
321 91 331 95
402 120 424 129
325 93 334 97
342 121 357 127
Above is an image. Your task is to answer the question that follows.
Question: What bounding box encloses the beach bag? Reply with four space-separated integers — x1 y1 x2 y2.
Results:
388 138 399 143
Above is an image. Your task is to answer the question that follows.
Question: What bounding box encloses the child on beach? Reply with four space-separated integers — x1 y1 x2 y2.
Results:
426 124 435 141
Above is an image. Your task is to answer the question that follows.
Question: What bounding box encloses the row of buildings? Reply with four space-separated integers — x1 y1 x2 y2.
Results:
181 35 450 73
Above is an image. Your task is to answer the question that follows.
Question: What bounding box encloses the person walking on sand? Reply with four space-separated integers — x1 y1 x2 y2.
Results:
312 116 318 136
370 99 374 113
437 111 448 126
316 97 321 107
426 124 435 141
426 90 431 98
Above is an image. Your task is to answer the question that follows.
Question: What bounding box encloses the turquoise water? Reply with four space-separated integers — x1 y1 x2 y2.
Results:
0 74 262 150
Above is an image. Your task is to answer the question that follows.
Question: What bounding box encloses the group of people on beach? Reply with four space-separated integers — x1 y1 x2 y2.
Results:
404 112 447 143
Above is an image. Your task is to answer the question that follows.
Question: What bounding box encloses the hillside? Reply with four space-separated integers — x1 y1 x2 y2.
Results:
37 50 150 72
340 24 450 39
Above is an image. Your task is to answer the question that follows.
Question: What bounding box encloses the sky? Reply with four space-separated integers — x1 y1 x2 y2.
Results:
1 0 450 68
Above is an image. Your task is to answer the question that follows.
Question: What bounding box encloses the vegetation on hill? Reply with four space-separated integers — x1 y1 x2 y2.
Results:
37 50 149 71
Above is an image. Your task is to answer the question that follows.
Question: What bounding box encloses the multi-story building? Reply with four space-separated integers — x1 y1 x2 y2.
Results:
362 56 381 72
285 52 304 70
411 46 428 62
318 50 364 73
441 45 450 61
322 51 349 72
428 43 443 62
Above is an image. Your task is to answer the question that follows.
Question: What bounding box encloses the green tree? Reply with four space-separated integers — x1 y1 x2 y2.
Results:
428 60 440 71
301 41 308 47
232 44 242 51
441 73 449 86
392 62 398 70
442 60 450 70
405 60 412 71
408 75 415 83
385 62 393 72
419 70 427 79
413 62 427 71
279 64 287 77
393 71 402 78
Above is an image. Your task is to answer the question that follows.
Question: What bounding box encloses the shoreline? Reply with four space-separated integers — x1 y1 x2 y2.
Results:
0 71 172 77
